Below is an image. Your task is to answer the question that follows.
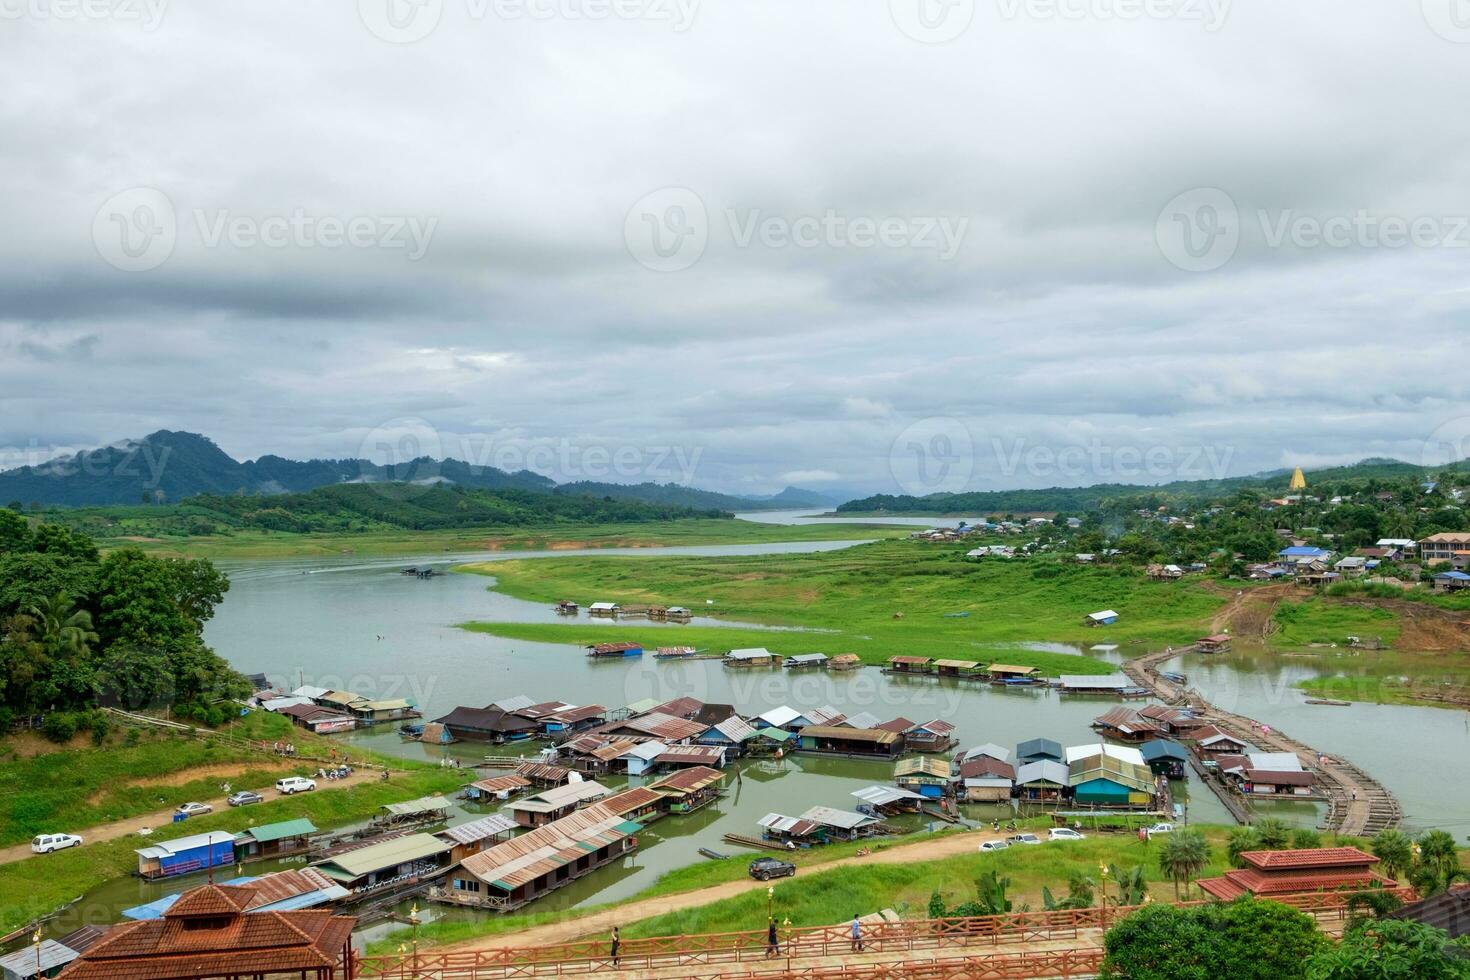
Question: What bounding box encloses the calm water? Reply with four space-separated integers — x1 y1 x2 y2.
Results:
46 535 1470 938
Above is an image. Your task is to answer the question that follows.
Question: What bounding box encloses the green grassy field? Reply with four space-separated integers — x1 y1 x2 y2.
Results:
92 519 911 559
1271 598 1402 648
457 540 1226 670
0 766 467 934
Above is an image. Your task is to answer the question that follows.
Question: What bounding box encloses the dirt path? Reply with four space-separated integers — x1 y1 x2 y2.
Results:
444 829 1011 952
0 771 370 866
1205 582 1303 637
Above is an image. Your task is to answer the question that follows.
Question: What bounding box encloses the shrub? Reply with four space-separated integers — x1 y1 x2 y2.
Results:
42 712 78 744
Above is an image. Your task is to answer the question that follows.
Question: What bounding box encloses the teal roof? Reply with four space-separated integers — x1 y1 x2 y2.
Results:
241 818 318 844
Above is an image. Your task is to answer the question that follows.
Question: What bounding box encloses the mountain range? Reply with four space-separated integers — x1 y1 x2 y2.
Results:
0 431 841 511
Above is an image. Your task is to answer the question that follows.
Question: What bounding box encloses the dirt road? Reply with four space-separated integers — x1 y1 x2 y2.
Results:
0 770 368 866
445 828 1010 952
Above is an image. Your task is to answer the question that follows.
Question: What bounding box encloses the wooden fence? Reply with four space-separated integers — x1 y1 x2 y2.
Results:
354 890 1407 979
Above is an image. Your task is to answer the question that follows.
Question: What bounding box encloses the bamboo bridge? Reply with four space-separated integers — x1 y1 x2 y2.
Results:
1122 647 1402 836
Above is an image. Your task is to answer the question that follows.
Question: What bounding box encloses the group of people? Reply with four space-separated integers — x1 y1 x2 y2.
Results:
270 741 297 756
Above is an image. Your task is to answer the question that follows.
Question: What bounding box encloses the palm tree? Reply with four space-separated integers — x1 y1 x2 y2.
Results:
1253 818 1293 850
1227 826 1262 868
1371 830 1415 881
1158 829 1210 899
24 593 98 660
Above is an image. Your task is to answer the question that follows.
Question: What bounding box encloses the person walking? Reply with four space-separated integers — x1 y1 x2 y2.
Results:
765 917 780 958
610 926 620 967
850 914 863 952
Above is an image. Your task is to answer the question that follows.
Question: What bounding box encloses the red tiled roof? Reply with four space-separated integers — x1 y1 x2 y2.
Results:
163 883 256 917
1242 847 1377 870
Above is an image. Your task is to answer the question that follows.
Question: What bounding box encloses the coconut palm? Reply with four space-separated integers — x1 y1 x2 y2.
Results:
1158 829 1210 898
1227 826 1263 868
1372 830 1415 881
24 592 98 660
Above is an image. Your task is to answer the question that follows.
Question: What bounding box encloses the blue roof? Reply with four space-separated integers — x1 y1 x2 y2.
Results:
1140 739 1190 762
1279 546 1330 557
1436 571 1470 581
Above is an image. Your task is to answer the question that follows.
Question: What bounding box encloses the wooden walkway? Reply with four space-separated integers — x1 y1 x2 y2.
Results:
1123 647 1402 835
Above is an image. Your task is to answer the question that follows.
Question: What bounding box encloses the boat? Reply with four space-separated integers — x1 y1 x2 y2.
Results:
554 600 578 615
1305 698 1351 706
698 847 729 860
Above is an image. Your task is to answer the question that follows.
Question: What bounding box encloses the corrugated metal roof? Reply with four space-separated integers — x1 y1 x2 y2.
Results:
239 818 318 844
650 766 725 794
459 804 640 890
507 781 609 813
799 726 898 744
799 806 878 830
314 833 451 878
851 785 923 806
382 796 452 817
759 813 822 836
0 939 77 976
438 814 519 845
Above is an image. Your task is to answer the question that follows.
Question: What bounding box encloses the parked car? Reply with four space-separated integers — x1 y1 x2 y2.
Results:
1048 828 1087 841
1006 833 1042 846
748 857 796 881
31 833 82 854
1145 822 1175 837
977 840 1009 852
276 776 317 795
175 802 212 817
227 790 263 807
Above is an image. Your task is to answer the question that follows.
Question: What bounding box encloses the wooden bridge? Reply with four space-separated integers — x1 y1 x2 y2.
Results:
352 893 1394 979
1123 646 1401 835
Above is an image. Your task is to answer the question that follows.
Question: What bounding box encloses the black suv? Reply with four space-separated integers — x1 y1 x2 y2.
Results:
748 857 797 881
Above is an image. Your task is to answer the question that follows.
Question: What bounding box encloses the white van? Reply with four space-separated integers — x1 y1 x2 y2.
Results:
32 833 83 854
276 776 317 795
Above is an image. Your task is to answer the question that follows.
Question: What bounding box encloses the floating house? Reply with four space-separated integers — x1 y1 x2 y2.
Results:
1196 634 1233 653
724 647 776 667
784 653 829 670
1192 725 1248 756
1091 707 1165 743
587 602 621 618
616 741 668 777
1060 674 1148 698
957 743 1012 765
747 726 793 756
1139 739 1190 779
1015 760 1069 803
598 786 665 824
0 940 79 979
654 646 698 659
1215 752 1317 797
1015 737 1064 765
655 744 728 770
1197 847 1392 901
839 710 882 730
799 805 882 841
884 656 933 675
554 600 578 615
313 833 453 899
1138 705 1206 736
988 664 1042 686
586 642 643 659
431 706 539 742
277 703 357 734
435 814 519 864
850 784 924 815
757 705 821 733
506 781 610 828
444 804 640 912
135 832 235 880
934 659 986 679
649 766 725 814
797 726 904 759
1065 745 1154 807
902 719 958 753
894 757 953 798
1084 610 1120 627
828 653 862 671
558 736 641 775
371 795 453 831
697 715 759 756
234 818 319 862
608 711 708 743
758 812 827 847
539 704 607 737
514 762 574 788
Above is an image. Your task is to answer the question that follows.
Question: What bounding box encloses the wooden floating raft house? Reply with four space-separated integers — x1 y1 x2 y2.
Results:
586 641 643 658
587 601 621 618
883 655 934 675
368 795 453 831
1056 673 1150 698
894 756 954 798
646 605 693 622
649 765 726 814
934 659 986 679
1196 633 1232 653
988 663 1044 686
796 725 904 759
653 645 699 659
724 647 777 667
828 653 862 671
783 653 829 670
554 599 578 615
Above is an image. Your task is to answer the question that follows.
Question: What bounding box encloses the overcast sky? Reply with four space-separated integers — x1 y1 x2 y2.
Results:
3 1 1470 497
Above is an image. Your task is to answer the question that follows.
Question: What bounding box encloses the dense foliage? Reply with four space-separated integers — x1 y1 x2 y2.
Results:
1305 918 1470 979
0 508 247 729
1100 898 1328 980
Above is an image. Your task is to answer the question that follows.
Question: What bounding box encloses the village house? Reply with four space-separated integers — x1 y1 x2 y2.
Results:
1418 532 1470 564
884 655 934 675
894 756 954 799
585 641 641 658
902 719 958 752
654 744 728 771
435 814 519 864
1138 704 1207 736
799 805 883 842
799 726 904 758
1215 752 1317 796
1091 707 1165 743
504 780 610 828
724 647 776 667
933 658 986 679
276 702 357 734
649 766 725 814
988 664 1042 686
463 773 533 803
1139 739 1189 779
1065 744 1155 808
850 784 925 816
697 715 759 757
1015 760 1069 803
1195 634 1232 654
828 653 862 670
431 705 539 743
135 832 236 880
1192 725 1248 757
1015 737 1064 765
1061 674 1147 697
1434 570 1470 592
55 884 356 980
783 653 829 670
598 786 665 824
757 812 828 848
312 833 453 900
443 804 640 912
234 818 318 862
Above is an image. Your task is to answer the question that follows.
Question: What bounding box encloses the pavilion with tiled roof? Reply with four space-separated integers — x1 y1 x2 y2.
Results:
57 882 356 979
1196 847 1394 901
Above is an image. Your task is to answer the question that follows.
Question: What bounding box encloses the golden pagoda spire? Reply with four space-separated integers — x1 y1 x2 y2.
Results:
1289 467 1307 491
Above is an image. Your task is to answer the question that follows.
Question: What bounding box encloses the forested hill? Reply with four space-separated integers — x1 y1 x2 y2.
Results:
52 483 729 538
0 431 835 511
836 458 1470 515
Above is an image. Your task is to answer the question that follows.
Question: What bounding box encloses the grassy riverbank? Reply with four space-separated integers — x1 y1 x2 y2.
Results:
90 519 910 559
457 540 1225 670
